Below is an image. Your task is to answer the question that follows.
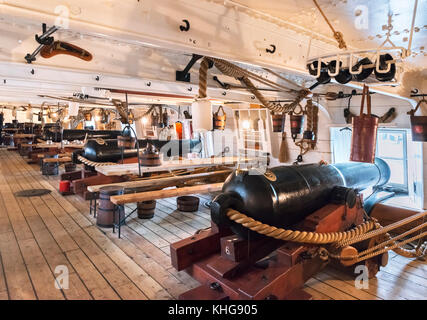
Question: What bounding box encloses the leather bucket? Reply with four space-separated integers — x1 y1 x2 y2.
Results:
213 106 226 130
137 200 156 219
272 113 286 133
408 99 427 142
177 196 200 212
350 85 378 163
290 114 304 141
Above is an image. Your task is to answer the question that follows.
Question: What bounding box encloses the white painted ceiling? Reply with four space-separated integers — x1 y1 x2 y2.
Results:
232 0 426 67
0 0 425 108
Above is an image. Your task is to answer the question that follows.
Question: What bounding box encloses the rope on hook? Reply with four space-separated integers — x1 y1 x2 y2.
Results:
312 0 347 50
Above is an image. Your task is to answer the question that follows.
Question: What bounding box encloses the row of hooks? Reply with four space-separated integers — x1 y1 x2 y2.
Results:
307 51 399 84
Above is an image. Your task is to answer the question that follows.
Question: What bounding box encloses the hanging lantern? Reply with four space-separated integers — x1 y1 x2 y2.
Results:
128 111 134 124
69 102 80 116
26 106 33 121
84 112 92 121
191 98 213 132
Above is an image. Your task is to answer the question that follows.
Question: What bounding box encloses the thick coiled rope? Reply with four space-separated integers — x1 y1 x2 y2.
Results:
328 221 427 262
226 208 427 262
198 57 211 98
206 57 306 113
77 155 115 167
226 208 376 244
335 210 427 248
209 57 293 92
240 77 284 112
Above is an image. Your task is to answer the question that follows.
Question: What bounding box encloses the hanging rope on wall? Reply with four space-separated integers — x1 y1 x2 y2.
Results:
206 57 309 114
312 0 348 50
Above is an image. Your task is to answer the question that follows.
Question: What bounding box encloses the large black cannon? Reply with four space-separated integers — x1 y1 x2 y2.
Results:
211 159 390 237
43 128 122 142
73 138 203 163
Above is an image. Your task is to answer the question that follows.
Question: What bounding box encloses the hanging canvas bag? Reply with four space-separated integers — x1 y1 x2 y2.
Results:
350 85 378 163
407 99 427 142
213 105 226 130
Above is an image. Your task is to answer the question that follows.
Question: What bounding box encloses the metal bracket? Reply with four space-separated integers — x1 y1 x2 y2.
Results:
213 76 230 89
175 54 203 82
25 23 58 64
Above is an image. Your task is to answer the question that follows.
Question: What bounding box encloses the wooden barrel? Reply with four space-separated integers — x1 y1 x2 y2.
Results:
64 163 77 173
117 135 136 149
177 196 200 212
97 186 125 228
137 200 156 219
213 106 226 130
3 136 12 146
42 162 59 176
139 153 162 167
272 113 285 132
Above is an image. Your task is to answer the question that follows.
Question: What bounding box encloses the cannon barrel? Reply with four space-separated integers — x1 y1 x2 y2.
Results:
43 129 122 142
211 159 390 237
80 138 203 163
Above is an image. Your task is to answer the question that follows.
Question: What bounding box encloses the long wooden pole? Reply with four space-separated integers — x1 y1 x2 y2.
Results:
110 183 224 205
87 169 231 192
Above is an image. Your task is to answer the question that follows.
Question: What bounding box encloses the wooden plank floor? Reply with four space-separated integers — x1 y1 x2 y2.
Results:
0 149 425 300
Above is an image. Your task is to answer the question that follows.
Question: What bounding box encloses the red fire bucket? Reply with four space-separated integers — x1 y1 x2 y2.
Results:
59 180 71 193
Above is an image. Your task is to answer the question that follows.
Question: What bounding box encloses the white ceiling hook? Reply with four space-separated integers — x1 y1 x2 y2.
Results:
349 54 363 75
327 55 341 77
375 51 392 74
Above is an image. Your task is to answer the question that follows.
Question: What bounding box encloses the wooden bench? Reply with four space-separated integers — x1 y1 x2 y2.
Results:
87 169 231 193
42 157 72 163
108 183 223 238
110 183 223 205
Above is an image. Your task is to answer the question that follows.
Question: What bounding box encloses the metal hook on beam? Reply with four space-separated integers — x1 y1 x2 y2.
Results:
179 19 190 32
213 76 231 90
176 54 203 82
266 44 276 54
25 23 58 64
